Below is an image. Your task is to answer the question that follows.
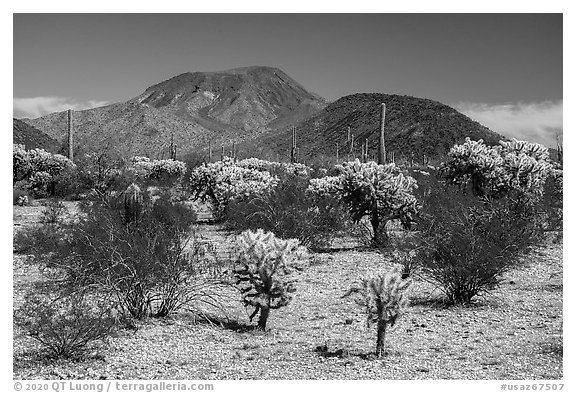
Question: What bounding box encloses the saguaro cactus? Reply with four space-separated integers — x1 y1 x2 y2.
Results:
169 133 176 160
67 109 74 162
557 135 563 164
291 127 297 163
350 134 355 154
123 183 144 225
378 103 386 165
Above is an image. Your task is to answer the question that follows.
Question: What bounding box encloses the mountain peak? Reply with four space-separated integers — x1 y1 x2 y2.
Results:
22 66 326 158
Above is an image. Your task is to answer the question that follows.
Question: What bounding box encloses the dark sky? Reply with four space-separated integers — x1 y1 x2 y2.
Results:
13 13 563 145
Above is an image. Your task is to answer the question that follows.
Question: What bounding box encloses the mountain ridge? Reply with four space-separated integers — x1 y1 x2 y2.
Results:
18 66 507 161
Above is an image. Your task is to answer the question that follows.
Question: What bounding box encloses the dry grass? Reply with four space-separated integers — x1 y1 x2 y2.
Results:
13 201 563 380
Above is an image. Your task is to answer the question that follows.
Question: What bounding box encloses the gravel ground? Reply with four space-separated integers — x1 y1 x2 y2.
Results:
13 203 563 380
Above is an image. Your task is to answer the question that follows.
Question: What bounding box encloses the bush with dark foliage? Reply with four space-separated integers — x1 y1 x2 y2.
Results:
225 173 349 250
415 184 547 304
14 289 116 359
15 193 225 320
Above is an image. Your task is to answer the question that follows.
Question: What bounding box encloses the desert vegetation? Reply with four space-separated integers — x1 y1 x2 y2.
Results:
13 137 562 379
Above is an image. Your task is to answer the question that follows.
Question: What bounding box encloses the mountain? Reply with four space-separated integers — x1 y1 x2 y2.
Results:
19 69 506 163
256 93 506 162
22 66 326 158
13 118 60 153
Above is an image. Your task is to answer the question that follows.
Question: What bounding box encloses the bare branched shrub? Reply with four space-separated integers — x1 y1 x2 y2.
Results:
416 185 546 304
19 194 223 320
40 199 68 225
14 290 116 359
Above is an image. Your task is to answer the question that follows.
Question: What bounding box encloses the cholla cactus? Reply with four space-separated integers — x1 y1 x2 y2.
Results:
308 159 419 245
188 158 279 218
441 138 554 201
233 229 307 330
130 157 187 184
235 157 311 177
343 265 411 357
13 147 76 195
16 195 29 206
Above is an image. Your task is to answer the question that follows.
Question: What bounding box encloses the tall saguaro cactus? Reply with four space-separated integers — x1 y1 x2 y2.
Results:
557 135 563 164
67 109 74 162
169 133 176 160
290 127 297 163
378 103 386 165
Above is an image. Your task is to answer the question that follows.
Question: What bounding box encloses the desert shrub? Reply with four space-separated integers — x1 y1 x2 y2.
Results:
232 229 307 330
385 235 422 279
14 290 116 359
40 199 68 225
21 194 222 320
415 184 547 304
413 138 561 304
13 220 67 255
342 265 411 357
226 173 349 250
540 167 563 238
74 152 130 197
309 159 419 246
13 187 31 206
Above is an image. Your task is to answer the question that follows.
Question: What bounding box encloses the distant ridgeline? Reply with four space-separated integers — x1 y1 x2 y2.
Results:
15 67 512 162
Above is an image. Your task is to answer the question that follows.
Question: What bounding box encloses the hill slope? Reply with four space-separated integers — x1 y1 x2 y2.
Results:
23 66 326 158
13 119 60 153
256 93 506 162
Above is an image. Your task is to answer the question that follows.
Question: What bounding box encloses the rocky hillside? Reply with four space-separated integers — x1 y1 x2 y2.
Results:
256 93 506 162
13 118 60 153
23 66 326 158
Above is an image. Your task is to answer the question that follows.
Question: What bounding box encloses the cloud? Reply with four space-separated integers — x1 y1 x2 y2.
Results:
13 96 109 119
454 100 563 148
